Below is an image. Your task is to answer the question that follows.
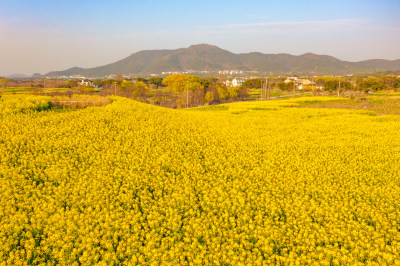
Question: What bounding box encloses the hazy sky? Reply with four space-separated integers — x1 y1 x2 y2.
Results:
1 0 399 76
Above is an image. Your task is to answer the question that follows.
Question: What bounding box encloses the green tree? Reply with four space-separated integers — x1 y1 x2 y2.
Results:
394 77 400 90
162 74 203 94
381 76 396 89
322 78 351 95
162 74 204 107
133 81 149 101
200 78 211 89
359 77 386 92
135 77 148 84
93 79 117 87
121 80 133 90
276 82 293 91
315 77 327 85
202 77 219 84
0 78 9 94
148 77 164 87
216 84 228 100
204 91 214 104
242 79 261 89
323 80 338 94
341 81 352 91
227 87 239 99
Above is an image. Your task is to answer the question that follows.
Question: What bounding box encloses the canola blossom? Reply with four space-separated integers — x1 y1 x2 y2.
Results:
1 95 400 265
0 95 52 115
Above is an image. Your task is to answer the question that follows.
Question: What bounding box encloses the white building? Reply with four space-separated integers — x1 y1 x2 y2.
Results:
80 79 100 89
232 78 244 87
80 79 94 87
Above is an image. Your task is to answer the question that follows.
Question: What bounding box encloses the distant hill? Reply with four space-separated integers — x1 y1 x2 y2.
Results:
31 73 42 78
44 44 400 77
6 73 30 78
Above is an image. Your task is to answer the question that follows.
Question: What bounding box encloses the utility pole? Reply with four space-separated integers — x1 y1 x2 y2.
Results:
266 78 269 100
260 79 263 101
337 77 340 98
186 80 189 108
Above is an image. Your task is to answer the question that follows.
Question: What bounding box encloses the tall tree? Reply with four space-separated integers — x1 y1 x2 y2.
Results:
227 87 240 99
133 81 149 101
216 84 228 100
276 82 293 91
323 80 338 94
242 79 261 89
162 74 204 107
121 80 133 90
148 77 163 87
0 78 9 94
162 74 203 94
204 91 214 104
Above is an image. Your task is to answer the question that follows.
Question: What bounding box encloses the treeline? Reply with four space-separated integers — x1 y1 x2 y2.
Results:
66 75 400 107
2 74 400 108
98 74 248 108
315 76 400 94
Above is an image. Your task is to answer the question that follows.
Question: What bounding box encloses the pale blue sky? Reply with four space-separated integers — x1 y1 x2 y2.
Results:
0 0 399 75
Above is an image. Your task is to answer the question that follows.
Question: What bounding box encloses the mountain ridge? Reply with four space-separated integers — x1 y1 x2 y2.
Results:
44 44 400 77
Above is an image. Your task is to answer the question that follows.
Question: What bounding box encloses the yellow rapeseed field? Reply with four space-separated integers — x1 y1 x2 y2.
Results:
1 95 400 265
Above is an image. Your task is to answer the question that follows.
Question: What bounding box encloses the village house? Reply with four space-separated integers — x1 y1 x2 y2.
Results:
80 79 93 86
80 79 100 89
284 77 313 90
225 78 245 87
232 78 245 87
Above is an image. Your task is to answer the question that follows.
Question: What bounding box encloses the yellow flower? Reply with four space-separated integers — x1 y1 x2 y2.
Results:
0 95 399 264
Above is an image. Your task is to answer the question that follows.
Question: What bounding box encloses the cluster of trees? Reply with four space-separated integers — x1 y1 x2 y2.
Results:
276 82 295 91
78 74 400 107
160 74 248 108
98 80 150 101
316 76 400 95
97 74 248 108
0 78 9 94
273 76 400 96
0 78 71 89
3 73 400 107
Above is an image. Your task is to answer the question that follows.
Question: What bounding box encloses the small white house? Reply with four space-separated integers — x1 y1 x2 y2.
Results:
232 78 244 87
80 79 94 86
80 79 100 89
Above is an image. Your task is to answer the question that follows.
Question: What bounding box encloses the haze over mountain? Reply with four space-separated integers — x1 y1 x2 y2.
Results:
5 73 30 79
44 44 400 77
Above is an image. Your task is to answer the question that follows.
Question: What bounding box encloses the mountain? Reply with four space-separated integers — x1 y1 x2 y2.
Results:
31 73 42 78
7 73 30 78
44 44 400 77
356 59 400 71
